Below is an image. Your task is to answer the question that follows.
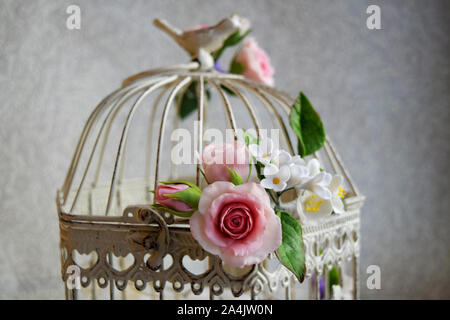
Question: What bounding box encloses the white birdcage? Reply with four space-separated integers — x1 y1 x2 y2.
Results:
57 17 364 300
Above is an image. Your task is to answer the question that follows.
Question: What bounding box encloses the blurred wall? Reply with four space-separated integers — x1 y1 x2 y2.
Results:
0 0 448 299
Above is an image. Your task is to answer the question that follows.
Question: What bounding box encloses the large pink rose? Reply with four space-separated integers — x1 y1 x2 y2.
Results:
202 141 249 183
154 184 192 212
234 38 275 86
190 182 282 267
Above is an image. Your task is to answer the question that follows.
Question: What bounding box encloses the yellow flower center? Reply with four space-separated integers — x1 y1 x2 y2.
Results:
306 195 323 212
337 187 346 199
262 153 270 158
272 177 281 185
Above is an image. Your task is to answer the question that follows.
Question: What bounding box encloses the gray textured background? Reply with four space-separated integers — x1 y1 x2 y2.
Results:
0 0 449 299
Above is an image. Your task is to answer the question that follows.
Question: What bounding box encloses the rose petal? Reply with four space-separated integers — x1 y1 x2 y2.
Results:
198 181 235 214
190 211 221 255
221 209 281 267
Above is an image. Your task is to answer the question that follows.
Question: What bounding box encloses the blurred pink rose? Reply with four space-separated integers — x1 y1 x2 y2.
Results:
202 141 249 183
234 38 275 86
154 184 192 212
190 181 282 267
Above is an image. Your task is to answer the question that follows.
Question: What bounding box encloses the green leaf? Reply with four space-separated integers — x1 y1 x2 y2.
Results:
226 166 244 185
150 204 194 218
275 210 306 282
213 29 252 60
178 82 211 119
341 197 348 211
255 162 264 181
163 187 201 211
220 84 236 96
243 130 259 147
328 265 339 293
224 29 252 47
230 60 245 75
289 92 326 157
178 81 198 119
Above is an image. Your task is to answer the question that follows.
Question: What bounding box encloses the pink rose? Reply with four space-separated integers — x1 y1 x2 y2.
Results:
190 182 282 267
202 141 250 183
154 184 192 212
234 38 275 86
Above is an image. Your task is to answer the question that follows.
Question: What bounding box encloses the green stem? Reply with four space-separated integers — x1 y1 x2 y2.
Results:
213 46 226 61
199 168 210 184
267 190 279 207
246 163 252 182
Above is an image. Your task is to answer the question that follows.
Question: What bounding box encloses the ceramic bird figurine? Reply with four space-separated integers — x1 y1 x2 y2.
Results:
153 15 245 70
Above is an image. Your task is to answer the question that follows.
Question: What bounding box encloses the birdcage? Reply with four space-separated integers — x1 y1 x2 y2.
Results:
57 17 364 300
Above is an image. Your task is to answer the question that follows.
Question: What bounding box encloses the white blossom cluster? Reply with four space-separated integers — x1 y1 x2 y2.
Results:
247 137 347 224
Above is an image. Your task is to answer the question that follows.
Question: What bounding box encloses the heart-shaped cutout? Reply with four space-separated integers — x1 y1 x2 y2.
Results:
72 250 98 269
182 255 210 276
107 252 135 271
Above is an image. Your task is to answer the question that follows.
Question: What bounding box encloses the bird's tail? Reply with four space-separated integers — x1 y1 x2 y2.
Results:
153 18 182 38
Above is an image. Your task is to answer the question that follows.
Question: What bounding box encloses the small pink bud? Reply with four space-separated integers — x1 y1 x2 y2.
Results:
154 184 192 212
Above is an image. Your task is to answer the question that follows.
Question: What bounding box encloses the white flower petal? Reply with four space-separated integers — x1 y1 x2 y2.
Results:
278 165 291 181
263 164 279 176
296 195 306 217
313 198 333 217
272 181 287 192
312 185 332 200
329 175 343 193
331 195 345 214
290 155 305 166
296 191 332 225
277 150 292 165
290 164 308 180
248 144 261 157
307 158 321 176
260 178 274 190
289 166 310 188
314 172 332 186
322 172 332 186
287 165 306 187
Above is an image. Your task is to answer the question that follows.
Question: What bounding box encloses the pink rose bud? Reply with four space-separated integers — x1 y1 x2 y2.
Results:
202 141 250 183
154 184 193 212
234 38 275 86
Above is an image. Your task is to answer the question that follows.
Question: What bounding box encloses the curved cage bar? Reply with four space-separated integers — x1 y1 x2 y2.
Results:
58 67 364 300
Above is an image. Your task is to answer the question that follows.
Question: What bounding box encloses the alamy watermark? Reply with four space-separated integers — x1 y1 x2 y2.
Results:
366 5 381 30
171 125 280 165
66 265 81 289
366 265 381 289
66 5 81 30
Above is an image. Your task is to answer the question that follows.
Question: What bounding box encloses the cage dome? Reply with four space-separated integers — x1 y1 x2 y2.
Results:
57 18 364 300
